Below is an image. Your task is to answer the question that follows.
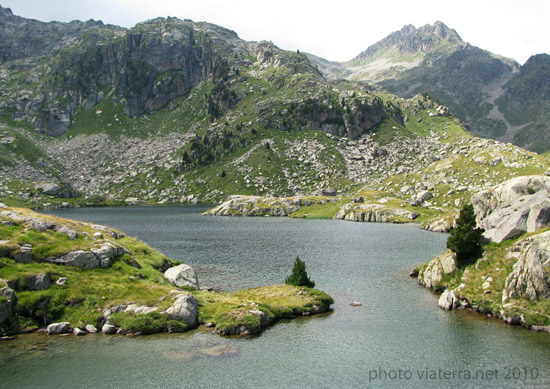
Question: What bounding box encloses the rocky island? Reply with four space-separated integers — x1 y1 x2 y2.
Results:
0 206 333 338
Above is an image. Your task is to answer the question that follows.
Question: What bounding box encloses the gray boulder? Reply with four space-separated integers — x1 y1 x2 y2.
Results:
50 250 100 269
13 246 33 264
35 183 61 196
471 176 550 243
73 327 86 336
85 324 98 333
505 230 550 301
27 273 51 291
0 284 16 324
92 243 120 269
56 226 78 240
438 289 459 310
101 324 117 334
165 294 199 327
47 322 71 335
415 190 433 204
418 250 457 289
164 264 199 289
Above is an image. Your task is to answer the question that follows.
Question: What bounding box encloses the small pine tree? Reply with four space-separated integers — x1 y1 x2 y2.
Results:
447 204 484 266
285 256 315 288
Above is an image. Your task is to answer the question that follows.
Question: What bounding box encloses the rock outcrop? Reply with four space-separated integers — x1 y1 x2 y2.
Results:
164 264 200 289
471 175 550 243
505 230 550 302
417 250 457 289
334 202 418 223
0 284 16 325
165 294 199 327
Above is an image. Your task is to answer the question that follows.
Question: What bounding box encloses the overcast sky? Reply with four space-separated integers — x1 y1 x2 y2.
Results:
2 0 549 64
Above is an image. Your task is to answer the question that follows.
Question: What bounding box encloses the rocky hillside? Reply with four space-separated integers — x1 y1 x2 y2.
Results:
0 8 548 221
307 22 550 154
416 176 550 332
0 205 332 337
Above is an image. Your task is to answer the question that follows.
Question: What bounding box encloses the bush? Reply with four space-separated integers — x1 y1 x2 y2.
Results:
447 204 484 266
285 256 315 288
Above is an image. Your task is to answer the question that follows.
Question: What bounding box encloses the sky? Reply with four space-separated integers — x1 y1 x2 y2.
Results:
2 0 549 64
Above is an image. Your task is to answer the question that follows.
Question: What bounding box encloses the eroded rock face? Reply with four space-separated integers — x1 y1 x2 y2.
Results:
471 175 550 243
165 294 198 327
418 250 457 289
164 264 199 289
505 230 550 301
0 284 16 324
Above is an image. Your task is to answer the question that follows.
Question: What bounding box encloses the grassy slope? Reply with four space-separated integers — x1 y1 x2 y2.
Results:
0 208 332 335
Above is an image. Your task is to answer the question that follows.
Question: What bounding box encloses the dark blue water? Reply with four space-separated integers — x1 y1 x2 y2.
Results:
1 205 549 388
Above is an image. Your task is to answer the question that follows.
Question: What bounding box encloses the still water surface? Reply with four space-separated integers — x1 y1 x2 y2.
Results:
1 205 549 388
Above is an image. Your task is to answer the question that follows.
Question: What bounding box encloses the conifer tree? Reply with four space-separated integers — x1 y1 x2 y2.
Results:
285 256 315 288
447 204 484 266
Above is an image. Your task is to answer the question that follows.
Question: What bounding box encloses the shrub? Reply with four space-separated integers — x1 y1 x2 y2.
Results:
447 204 484 266
285 256 315 288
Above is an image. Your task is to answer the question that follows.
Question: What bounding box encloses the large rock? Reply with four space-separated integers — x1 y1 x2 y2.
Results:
418 250 457 289
505 230 550 301
101 324 117 334
47 322 71 335
164 264 199 289
27 273 51 291
0 284 16 324
49 250 100 269
471 176 550 243
438 289 459 310
165 294 198 327
334 203 418 223
34 182 61 196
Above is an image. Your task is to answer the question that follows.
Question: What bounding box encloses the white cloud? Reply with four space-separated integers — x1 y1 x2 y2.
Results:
2 0 549 64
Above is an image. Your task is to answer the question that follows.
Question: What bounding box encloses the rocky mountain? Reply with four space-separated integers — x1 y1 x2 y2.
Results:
0 7 548 226
307 22 550 154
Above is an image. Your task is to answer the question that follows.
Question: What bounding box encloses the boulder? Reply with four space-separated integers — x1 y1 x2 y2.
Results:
47 322 71 335
415 190 433 204
418 250 457 289
35 183 61 196
27 273 51 291
49 250 100 269
0 285 16 324
101 324 117 334
164 264 199 289
55 226 78 240
85 324 98 333
438 289 459 310
472 176 550 243
165 294 198 327
73 328 86 336
13 246 32 264
505 230 550 301
321 188 336 196
91 243 120 269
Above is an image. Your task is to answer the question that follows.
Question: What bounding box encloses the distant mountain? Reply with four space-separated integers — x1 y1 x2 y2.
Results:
307 22 550 154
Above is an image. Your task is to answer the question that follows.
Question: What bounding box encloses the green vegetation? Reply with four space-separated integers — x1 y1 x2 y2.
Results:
0 207 333 336
285 256 315 288
446 204 484 266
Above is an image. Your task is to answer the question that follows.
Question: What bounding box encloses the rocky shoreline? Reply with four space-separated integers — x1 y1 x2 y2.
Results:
415 175 550 333
0 207 333 339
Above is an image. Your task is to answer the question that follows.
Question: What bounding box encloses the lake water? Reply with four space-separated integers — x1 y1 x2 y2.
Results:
1 205 549 388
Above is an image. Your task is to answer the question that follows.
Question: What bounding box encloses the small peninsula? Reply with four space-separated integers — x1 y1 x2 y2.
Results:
0 206 333 338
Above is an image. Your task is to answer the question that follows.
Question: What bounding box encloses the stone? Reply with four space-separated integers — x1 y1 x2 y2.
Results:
165 294 198 327
102 324 117 334
85 324 98 333
56 277 68 286
91 243 120 269
505 230 550 301
73 328 86 336
438 289 459 310
418 250 457 289
164 264 200 289
321 188 336 196
27 273 51 291
416 190 433 204
56 226 78 240
47 322 71 335
35 183 61 196
13 246 32 264
0 285 16 324
49 250 100 269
